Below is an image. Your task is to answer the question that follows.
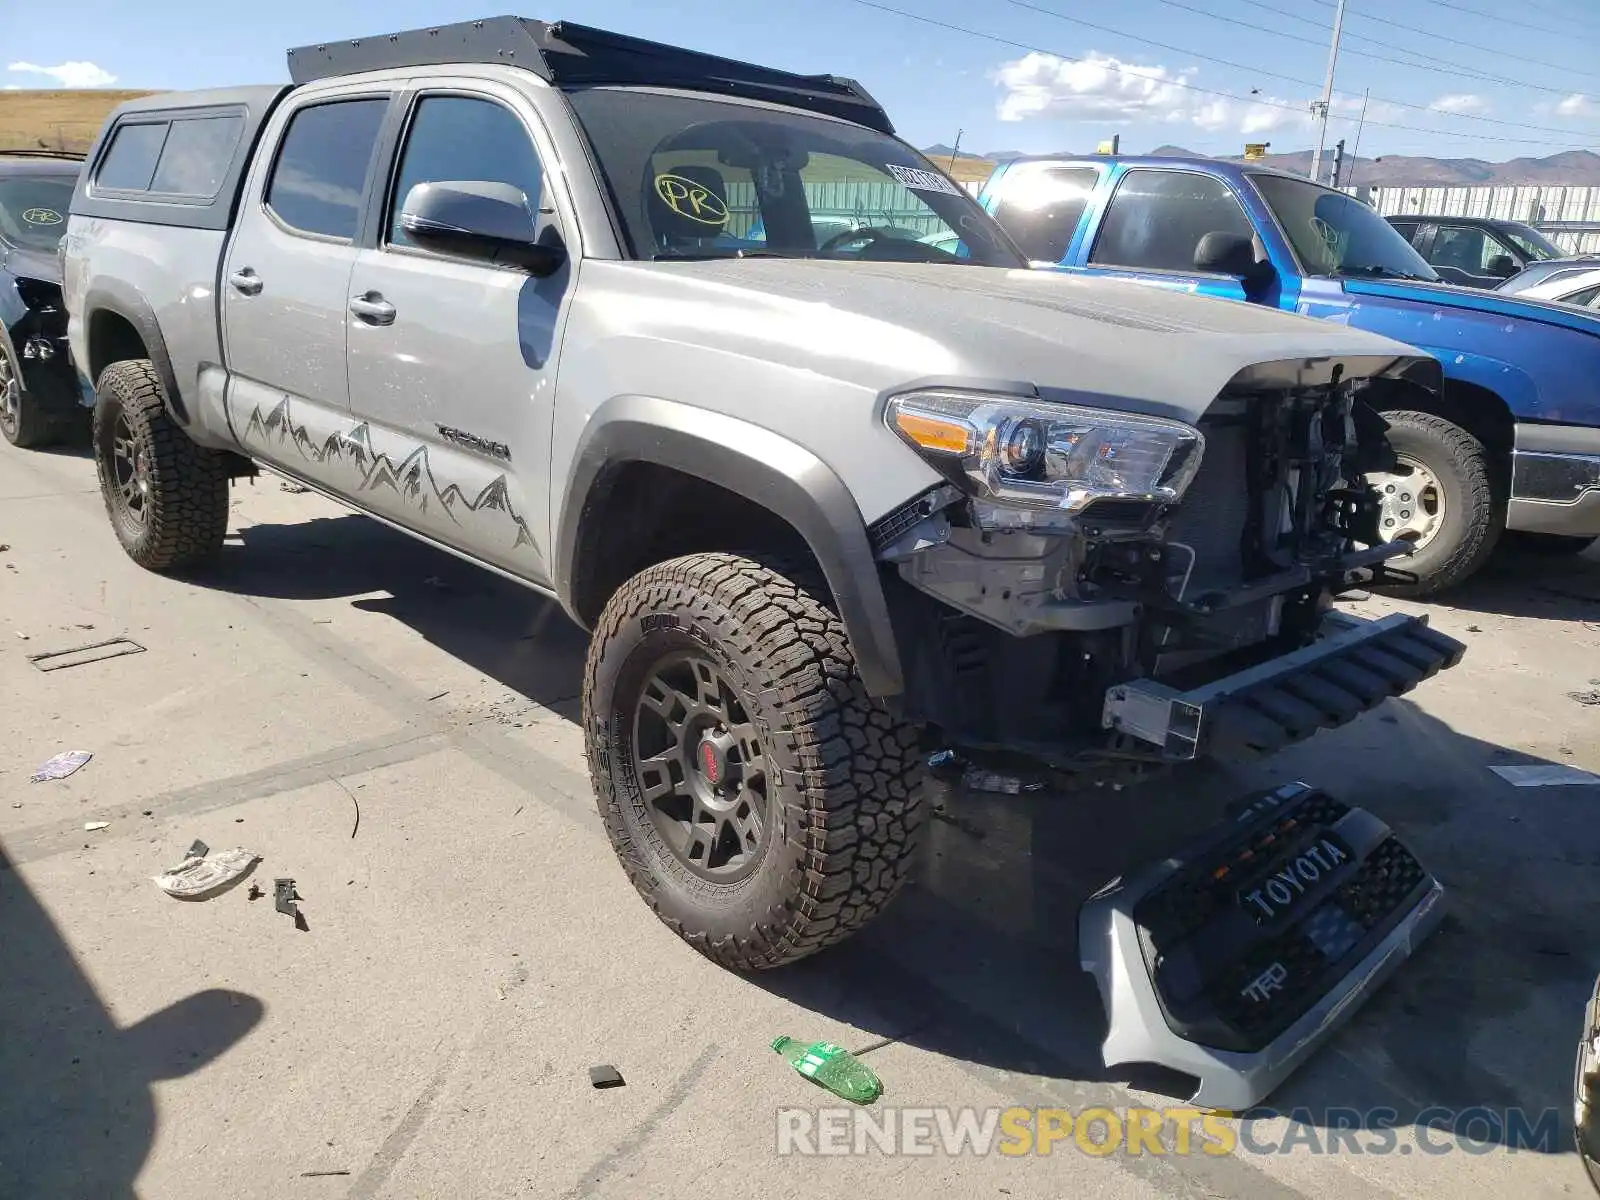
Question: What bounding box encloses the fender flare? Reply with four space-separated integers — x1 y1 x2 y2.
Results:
80 280 188 425
554 395 905 699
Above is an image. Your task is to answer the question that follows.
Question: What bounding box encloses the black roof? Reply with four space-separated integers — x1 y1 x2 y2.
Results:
285 16 895 135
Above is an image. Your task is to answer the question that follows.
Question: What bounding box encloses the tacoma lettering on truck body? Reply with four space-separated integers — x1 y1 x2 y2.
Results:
62 17 1463 972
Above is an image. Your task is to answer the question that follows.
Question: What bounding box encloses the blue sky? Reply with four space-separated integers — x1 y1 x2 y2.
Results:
6 0 1600 160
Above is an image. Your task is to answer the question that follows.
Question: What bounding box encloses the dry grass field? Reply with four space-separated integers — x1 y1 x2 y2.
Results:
0 89 157 155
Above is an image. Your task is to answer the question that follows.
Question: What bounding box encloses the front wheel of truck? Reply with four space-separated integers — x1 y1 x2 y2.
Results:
93 360 230 572
583 552 929 971
1365 409 1502 599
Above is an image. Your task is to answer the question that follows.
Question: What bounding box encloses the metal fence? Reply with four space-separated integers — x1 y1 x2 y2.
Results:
1353 183 1600 254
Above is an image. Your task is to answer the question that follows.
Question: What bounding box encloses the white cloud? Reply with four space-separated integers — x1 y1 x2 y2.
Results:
1429 93 1489 115
1555 93 1593 117
995 52 1398 139
996 52 1200 124
6 60 117 88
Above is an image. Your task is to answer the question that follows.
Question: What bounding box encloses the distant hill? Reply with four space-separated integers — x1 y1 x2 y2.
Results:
927 143 1600 187
0 89 157 155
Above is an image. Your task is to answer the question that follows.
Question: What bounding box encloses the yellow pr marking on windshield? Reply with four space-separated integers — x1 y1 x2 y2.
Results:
654 174 728 227
21 208 63 225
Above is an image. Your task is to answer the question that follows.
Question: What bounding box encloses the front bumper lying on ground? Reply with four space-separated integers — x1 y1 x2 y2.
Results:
1080 781 1447 1111
1102 612 1467 762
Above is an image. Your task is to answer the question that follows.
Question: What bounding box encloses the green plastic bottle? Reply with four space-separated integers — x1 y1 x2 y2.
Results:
771 1036 884 1105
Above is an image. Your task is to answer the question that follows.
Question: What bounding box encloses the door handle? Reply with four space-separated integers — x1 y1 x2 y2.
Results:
228 268 263 296
349 293 396 326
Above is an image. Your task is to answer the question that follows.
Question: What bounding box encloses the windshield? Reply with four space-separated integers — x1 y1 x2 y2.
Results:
563 87 1024 267
0 174 74 252
1251 174 1439 282
1501 222 1563 261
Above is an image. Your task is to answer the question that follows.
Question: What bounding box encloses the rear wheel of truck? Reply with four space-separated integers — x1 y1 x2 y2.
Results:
0 341 60 449
1365 409 1502 599
583 552 929 971
92 360 230 572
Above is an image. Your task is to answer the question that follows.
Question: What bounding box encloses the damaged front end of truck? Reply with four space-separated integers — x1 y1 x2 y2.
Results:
873 351 1464 781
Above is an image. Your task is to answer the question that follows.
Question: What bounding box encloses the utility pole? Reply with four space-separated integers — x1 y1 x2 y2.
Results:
1331 139 1346 189
948 129 963 172
1309 0 1347 186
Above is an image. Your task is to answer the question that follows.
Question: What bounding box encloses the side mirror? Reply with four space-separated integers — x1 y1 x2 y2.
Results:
1194 231 1272 283
1487 254 1517 278
399 180 566 278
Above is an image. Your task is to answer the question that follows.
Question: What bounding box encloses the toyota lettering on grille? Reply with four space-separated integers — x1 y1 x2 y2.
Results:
1239 837 1349 922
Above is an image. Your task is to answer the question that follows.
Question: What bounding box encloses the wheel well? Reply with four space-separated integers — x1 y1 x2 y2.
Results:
1366 376 1515 483
570 462 823 626
87 309 149 386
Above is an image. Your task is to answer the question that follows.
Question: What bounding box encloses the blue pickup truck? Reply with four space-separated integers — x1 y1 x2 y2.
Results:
975 155 1600 595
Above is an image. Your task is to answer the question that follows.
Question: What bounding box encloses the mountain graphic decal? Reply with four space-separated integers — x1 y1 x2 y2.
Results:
239 396 536 554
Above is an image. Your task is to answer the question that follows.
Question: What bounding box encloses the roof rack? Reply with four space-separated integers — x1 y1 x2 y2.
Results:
0 148 86 161
285 16 895 136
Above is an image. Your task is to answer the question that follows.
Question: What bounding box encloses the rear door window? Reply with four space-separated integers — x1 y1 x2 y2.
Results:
1089 170 1254 273
988 166 1099 263
265 98 389 241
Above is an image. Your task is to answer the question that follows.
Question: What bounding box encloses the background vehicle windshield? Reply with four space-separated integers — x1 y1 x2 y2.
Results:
1501 222 1563 261
563 87 1024 266
0 175 74 252
1251 174 1439 281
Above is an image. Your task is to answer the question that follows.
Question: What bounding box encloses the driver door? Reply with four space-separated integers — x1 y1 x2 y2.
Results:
343 82 576 585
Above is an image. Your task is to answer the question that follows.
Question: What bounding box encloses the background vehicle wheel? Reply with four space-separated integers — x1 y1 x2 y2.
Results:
1366 409 1502 599
1502 531 1597 557
0 342 59 449
583 552 929 971
92 360 230 571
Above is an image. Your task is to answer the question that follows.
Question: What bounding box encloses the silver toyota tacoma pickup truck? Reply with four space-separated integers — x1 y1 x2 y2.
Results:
63 19 1463 987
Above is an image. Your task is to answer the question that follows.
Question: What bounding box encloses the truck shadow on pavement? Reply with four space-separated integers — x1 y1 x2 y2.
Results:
0 844 264 1199
1443 539 1600 625
208 510 1595 1152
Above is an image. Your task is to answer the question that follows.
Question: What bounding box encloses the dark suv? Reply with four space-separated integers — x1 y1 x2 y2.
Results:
0 151 86 447
1385 213 1566 289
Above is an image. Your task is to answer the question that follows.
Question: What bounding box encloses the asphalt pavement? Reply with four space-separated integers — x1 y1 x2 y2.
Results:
2 439 1598 1199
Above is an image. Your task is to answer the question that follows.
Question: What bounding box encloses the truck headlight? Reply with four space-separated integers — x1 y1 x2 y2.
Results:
885 389 1205 514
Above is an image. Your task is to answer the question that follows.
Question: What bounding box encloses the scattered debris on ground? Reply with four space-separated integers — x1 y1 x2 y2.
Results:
589 1065 626 1089
1489 763 1600 787
280 480 312 495
330 777 360 839
772 1036 884 1104
275 878 309 930
84 821 109 832
27 637 147 673
31 750 92 782
300 1170 351 1178
426 690 450 702
153 845 261 899
1466 625 1483 633
1569 689 1600 707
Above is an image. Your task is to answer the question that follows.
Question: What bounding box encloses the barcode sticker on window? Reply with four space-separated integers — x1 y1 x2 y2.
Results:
886 163 961 196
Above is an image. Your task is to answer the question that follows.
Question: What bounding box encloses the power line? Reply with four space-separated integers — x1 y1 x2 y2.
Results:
844 0 1593 148
1299 0 1600 83
1336 0 1600 42
1001 0 1597 140
1147 0 1583 97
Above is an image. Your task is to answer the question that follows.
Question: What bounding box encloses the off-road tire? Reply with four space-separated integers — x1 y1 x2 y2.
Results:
92 360 229 571
0 342 60 449
1369 409 1502 599
583 552 929 971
